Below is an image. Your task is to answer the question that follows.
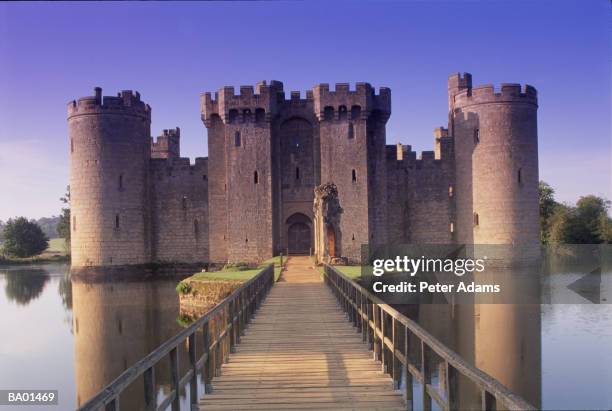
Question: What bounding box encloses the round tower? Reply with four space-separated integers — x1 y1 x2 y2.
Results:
450 74 539 249
68 88 152 268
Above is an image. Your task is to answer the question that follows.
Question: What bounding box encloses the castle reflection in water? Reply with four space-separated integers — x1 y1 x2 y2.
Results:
71 274 193 409
70 267 543 409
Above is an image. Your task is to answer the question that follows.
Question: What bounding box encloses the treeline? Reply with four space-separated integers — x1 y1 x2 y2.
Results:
540 181 612 244
0 216 60 242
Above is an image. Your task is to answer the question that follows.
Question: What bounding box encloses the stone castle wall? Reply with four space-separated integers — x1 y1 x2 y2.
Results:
69 73 539 269
68 89 152 267
150 157 209 263
385 140 455 245
450 74 539 249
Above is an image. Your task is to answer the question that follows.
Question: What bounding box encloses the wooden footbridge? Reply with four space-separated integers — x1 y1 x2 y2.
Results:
79 256 535 411
198 257 404 410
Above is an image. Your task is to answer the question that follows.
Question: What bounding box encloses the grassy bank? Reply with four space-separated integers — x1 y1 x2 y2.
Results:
182 256 285 286
0 254 69 266
0 238 70 266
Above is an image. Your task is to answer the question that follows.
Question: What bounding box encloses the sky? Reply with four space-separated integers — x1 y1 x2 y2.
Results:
0 0 610 221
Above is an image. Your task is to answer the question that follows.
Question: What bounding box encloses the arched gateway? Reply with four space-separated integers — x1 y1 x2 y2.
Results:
286 213 312 255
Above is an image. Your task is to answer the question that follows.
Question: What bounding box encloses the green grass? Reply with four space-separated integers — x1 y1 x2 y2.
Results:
190 269 263 282
46 238 67 254
0 254 69 266
261 256 285 281
334 265 363 279
187 255 287 284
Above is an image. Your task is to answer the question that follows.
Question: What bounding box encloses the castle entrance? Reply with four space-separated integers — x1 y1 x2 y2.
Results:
288 223 311 254
286 213 312 255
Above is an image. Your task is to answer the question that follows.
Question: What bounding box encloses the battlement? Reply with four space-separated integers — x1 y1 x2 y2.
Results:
150 156 208 180
453 83 537 107
67 87 151 120
151 127 181 159
201 80 284 125
448 72 473 92
313 82 391 121
387 142 451 167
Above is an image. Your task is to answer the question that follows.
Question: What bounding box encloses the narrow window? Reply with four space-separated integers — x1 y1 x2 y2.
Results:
70 139 74 153
348 123 354 139
182 196 187 209
474 128 480 144
228 109 238 123
194 219 199 237
352 169 356 182
518 168 522 184
235 131 241 147
450 222 454 233
292 135 300 149
73 216 76 232
295 167 300 180
448 185 454 197
254 171 259 184
324 106 334 121
118 174 123 190
255 108 265 123
473 212 479 226
338 105 347 120
202 174 207 181
115 214 120 229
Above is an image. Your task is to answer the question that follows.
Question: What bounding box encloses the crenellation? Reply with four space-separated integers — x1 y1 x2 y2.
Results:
454 82 538 107
68 87 150 119
69 73 539 270
151 127 180 159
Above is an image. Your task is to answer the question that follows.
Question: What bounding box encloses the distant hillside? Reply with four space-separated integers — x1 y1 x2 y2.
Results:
0 216 61 242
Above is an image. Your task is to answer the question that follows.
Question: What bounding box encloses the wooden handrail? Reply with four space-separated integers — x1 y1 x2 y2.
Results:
322 264 536 411
77 264 275 411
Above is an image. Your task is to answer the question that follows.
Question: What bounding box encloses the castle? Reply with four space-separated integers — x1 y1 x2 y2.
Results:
67 73 539 269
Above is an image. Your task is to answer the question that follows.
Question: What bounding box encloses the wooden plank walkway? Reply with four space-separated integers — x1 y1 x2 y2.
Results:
198 256 405 410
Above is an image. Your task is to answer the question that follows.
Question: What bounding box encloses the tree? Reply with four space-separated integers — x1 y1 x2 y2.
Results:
2 217 49 258
539 181 558 243
56 186 71 253
4 269 49 306
548 195 612 244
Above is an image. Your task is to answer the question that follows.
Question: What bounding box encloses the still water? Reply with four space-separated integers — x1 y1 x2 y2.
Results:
0 263 611 410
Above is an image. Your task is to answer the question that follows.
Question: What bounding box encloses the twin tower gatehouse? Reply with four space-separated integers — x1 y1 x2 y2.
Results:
67 73 539 270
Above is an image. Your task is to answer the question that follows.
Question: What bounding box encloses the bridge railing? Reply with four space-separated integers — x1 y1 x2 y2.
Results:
323 264 536 411
77 264 275 411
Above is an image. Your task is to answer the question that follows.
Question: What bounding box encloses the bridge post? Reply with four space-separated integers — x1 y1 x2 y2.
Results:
228 302 233 353
381 311 387 373
421 340 432 411
143 366 156 411
188 333 197 407
169 347 180 408
392 318 401 389
404 325 414 410
445 362 458 410
202 323 213 394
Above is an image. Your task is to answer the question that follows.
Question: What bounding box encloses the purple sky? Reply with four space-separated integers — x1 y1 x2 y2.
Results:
0 1 610 221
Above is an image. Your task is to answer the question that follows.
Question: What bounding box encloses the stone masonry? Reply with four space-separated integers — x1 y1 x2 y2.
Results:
68 73 539 268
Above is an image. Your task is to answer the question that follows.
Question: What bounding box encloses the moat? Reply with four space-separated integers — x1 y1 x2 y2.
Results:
0 263 610 410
